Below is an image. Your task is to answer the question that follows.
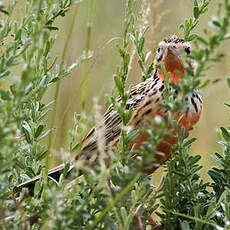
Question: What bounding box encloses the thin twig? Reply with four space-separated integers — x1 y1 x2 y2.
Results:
81 0 95 109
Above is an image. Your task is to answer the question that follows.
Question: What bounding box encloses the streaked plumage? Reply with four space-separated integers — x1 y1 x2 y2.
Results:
18 35 202 189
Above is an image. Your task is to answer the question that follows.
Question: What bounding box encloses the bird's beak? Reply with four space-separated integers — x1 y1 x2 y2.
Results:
167 46 178 57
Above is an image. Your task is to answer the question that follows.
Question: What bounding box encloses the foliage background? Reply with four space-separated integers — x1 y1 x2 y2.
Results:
7 0 230 180
1 0 230 229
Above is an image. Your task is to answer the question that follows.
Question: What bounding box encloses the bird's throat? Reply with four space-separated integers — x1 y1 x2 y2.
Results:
158 53 184 84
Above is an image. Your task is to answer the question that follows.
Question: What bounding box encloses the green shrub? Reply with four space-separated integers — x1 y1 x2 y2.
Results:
1 0 230 229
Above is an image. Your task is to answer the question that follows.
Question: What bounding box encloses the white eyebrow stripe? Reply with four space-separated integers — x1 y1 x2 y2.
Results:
158 41 165 47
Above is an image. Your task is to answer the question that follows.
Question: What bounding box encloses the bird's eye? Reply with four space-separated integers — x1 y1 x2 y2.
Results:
157 47 161 53
185 47 190 54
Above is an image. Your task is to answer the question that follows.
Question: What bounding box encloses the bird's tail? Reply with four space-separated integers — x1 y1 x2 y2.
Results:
17 163 75 193
16 146 94 194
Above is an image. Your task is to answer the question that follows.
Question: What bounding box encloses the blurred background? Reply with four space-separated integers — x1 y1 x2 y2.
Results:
10 0 230 181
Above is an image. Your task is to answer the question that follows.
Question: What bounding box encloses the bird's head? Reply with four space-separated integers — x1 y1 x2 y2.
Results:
155 35 191 83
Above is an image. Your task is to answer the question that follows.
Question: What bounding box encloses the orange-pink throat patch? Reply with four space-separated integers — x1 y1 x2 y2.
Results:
158 51 184 84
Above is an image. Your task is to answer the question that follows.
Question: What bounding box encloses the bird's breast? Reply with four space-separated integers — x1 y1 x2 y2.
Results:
176 90 202 133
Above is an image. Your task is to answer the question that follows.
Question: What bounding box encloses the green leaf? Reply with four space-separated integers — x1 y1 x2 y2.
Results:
180 220 191 230
35 125 45 138
63 163 71 177
0 71 10 79
187 34 197 41
16 160 25 169
25 167 36 178
22 121 32 143
71 142 81 152
179 24 185 31
226 77 230 88
37 129 51 141
44 26 59 31
193 0 198 7
36 150 47 161
220 127 230 142
199 79 210 89
212 20 221 27
123 109 133 125
6 56 15 67
144 51 151 62
208 168 222 182
34 181 42 197
120 207 128 223
22 121 32 134
146 63 153 75
206 198 217 218
0 8 9 15
193 6 199 19
49 77 59 83
196 36 208 45
183 138 197 148
179 126 185 138
138 59 144 70
126 130 139 143
224 102 230 107
114 75 123 93
0 90 11 100
190 155 201 165
138 36 145 53
212 78 221 84
123 53 130 73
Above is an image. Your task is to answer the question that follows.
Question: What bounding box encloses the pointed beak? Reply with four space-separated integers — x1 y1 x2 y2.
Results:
166 46 179 58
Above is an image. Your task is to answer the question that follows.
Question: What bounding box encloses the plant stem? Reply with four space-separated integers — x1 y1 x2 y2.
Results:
164 209 221 229
87 173 141 230
37 0 43 18
42 5 79 199
81 0 95 109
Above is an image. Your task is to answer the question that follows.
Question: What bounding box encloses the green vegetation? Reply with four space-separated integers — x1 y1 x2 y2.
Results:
0 0 230 229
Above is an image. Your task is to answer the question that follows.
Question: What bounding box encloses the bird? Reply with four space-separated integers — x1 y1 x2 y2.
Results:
17 35 202 190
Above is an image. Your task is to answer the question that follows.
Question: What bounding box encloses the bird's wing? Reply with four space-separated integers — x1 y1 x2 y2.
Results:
17 74 165 189
80 74 163 154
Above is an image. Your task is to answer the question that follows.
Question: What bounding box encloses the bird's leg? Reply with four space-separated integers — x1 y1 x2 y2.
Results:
135 212 143 230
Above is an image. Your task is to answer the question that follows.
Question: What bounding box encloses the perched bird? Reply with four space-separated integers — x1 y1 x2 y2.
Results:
18 35 202 189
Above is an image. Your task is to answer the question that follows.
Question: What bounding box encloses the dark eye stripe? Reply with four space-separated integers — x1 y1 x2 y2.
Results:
157 54 163 62
185 47 190 54
191 97 198 113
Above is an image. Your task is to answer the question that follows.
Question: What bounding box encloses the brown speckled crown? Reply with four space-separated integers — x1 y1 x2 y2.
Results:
163 37 185 44
159 35 190 55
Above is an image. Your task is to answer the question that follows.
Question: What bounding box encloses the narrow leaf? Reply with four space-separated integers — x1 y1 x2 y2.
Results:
35 125 45 138
220 127 230 142
226 77 230 88
183 138 197 148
